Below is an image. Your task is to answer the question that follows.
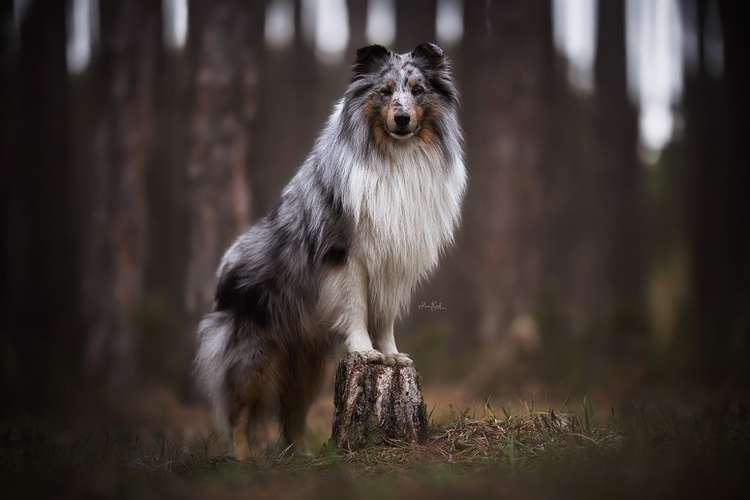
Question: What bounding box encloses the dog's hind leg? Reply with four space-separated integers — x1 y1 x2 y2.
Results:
229 403 251 461
278 343 329 452
226 338 280 460
229 374 276 460
279 399 307 452
228 378 268 461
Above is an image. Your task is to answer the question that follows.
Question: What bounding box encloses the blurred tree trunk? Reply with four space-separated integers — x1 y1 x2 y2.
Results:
83 0 158 390
396 0 436 51
542 1 643 352
348 0 368 50
685 0 750 379
67 12 103 389
183 0 261 318
717 0 750 377
461 0 551 346
141 6 194 389
682 0 721 377
2 1 78 409
251 0 315 217
592 0 644 351
542 36 600 337
588 0 645 355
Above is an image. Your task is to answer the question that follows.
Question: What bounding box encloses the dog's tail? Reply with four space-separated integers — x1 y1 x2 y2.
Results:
194 311 233 436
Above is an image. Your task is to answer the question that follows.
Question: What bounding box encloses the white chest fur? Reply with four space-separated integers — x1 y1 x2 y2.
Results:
344 146 466 317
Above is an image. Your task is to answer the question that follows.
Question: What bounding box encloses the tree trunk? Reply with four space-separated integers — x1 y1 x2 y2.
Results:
461 0 551 345
183 0 261 317
3 0 78 409
717 0 750 379
593 0 644 352
331 354 428 449
83 0 157 389
396 0 436 51
685 0 750 379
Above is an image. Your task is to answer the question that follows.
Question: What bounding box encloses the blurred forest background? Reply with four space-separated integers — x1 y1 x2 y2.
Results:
1 0 748 432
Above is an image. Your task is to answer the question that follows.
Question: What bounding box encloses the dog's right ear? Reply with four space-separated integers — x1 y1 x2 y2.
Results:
352 45 390 78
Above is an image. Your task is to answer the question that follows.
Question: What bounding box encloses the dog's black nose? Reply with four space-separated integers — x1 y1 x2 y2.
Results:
394 112 410 127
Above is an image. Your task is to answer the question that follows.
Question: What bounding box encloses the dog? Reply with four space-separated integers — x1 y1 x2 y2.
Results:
194 42 466 459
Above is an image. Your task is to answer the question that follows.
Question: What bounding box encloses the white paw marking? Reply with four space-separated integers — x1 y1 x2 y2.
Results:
384 352 413 367
355 349 385 364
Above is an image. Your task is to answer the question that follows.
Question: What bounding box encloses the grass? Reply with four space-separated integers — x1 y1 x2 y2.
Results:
2 399 749 499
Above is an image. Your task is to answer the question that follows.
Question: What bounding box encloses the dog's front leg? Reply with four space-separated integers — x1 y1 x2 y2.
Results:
343 258 384 363
322 257 383 363
375 317 413 366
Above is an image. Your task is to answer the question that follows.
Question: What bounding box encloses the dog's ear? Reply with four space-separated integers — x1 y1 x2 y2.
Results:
411 42 445 67
412 42 457 104
353 45 390 78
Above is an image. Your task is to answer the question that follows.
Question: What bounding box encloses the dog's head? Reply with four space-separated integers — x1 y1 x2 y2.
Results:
348 43 458 147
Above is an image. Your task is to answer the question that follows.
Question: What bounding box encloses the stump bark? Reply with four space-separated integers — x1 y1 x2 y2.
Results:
331 353 428 449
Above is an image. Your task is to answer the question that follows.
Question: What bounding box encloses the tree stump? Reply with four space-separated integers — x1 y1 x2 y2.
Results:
331 353 428 450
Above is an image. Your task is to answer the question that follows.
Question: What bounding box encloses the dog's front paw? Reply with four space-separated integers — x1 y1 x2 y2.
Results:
354 349 385 364
383 352 413 367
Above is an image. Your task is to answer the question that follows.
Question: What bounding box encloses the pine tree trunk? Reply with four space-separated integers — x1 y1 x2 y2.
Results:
461 0 551 345
183 0 261 317
83 0 158 389
331 354 428 450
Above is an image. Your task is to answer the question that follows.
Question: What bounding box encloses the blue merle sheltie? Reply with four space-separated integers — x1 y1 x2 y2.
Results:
194 43 466 459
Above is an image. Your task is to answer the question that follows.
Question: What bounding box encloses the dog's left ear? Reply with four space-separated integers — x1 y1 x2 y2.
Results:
411 42 445 67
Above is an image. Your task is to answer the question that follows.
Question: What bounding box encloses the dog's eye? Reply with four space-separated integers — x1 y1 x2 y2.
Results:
412 85 424 96
380 87 393 97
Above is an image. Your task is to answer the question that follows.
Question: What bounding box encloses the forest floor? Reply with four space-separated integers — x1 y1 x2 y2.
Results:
3 392 749 500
